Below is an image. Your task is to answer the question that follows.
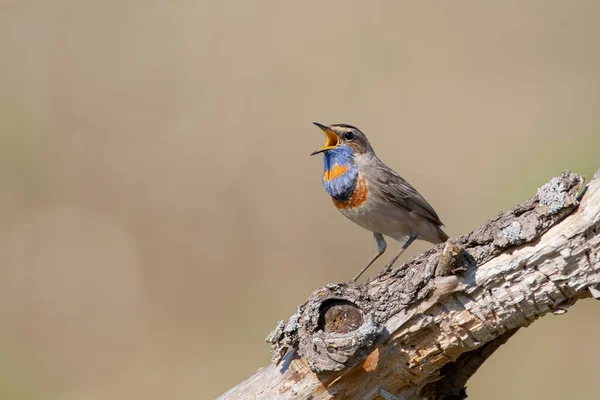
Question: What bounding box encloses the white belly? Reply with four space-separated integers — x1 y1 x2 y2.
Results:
338 201 413 242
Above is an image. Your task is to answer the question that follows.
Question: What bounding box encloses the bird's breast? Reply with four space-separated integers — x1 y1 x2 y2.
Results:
322 163 358 200
322 166 369 211
322 150 369 210
332 176 369 210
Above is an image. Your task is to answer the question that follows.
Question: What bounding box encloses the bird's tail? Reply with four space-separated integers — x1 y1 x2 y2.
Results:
436 226 449 243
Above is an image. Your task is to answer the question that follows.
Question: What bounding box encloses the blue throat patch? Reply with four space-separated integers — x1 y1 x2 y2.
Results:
322 146 358 201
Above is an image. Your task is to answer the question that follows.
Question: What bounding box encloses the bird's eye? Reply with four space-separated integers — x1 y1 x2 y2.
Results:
344 132 355 141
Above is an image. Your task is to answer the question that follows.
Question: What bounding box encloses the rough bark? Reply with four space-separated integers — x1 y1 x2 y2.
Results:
219 170 600 400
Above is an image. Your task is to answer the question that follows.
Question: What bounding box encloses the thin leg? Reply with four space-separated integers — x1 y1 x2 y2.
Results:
381 233 418 273
352 233 387 282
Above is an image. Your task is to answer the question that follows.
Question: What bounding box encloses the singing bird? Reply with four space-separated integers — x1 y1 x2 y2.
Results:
311 123 448 281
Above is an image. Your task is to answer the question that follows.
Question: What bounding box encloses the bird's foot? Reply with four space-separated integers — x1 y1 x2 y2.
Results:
381 264 393 274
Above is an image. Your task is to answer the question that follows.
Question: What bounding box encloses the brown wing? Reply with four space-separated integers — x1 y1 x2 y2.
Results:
373 161 444 227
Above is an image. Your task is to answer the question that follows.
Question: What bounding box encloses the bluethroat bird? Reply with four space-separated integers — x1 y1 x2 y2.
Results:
311 123 449 282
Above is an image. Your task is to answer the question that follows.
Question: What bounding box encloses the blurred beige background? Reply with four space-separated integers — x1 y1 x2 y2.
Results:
1 1 599 399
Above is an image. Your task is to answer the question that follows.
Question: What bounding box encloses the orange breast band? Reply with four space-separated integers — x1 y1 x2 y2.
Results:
333 177 368 209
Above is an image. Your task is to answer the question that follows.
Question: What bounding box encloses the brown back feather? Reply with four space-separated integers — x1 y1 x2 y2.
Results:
373 160 445 227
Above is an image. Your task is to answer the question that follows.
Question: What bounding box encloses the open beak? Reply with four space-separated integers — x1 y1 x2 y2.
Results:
310 122 339 156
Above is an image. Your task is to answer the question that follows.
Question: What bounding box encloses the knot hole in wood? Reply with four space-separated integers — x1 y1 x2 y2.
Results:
317 299 364 333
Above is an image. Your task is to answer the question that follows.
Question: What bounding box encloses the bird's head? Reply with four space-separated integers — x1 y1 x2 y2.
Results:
310 123 373 157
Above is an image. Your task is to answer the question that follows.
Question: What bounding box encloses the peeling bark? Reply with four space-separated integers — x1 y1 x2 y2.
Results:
218 170 600 400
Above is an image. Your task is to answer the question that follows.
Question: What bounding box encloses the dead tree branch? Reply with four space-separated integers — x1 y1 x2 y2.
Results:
219 169 600 400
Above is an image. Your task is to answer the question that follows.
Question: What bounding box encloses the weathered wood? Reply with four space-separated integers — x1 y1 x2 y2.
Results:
219 170 600 400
